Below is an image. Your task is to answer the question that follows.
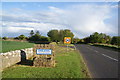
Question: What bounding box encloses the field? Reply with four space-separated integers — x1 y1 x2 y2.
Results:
1 41 34 53
2 44 89 78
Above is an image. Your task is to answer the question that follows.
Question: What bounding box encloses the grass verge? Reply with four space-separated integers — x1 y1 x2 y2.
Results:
90 43 120 52
1 41 34 53
2 44 89 78
57 43 74 47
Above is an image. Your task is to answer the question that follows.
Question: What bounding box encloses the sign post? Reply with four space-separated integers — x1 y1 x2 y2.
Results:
64 37 71 53
33 44 55 67
36 49 52 55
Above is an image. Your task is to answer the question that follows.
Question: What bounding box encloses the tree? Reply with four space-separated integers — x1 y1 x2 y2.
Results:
83 37 90 43
36 30 40 35
30 30 34 36
105 35 111 44
18 35 26 40
29 33 41 41
59 30 64 42
47 30 59 42
47 29 74 43
63 29 74 43
73 38 80 44
89 32 99 43
111 36 120 46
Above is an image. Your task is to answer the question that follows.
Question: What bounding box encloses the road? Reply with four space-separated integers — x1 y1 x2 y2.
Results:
75 44 118 78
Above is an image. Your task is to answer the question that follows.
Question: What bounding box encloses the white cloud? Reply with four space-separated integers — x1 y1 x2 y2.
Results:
2 3 118 38
6 27 34 33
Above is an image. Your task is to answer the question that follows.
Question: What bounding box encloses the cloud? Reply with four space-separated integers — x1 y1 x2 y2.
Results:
2 21 67 36
5 27 34 33
2 3 118 38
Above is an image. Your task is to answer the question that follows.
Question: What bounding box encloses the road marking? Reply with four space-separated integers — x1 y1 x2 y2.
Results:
87 47 93 50
102 54 118 62
87 47 98 53
94 50 98 53
86 46 118 62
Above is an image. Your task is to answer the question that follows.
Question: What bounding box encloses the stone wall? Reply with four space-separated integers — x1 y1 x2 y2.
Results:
33 44 55 67
0 48 33 71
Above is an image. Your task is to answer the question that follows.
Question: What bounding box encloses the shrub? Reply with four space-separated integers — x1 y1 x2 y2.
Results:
2 37 8 40
111 36 120 46
18 35 26 40
40 36 51 42
29 34 41 41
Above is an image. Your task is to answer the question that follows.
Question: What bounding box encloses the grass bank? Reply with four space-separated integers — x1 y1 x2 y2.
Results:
2 44 89 78
89 43 120 52
1 41 34 53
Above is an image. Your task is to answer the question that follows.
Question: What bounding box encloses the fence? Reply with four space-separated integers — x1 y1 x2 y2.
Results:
0 48 33 71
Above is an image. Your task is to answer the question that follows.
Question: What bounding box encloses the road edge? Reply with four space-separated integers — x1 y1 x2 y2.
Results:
74 45 92 78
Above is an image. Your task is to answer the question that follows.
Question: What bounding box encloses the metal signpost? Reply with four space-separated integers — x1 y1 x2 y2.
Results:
64 37 71 52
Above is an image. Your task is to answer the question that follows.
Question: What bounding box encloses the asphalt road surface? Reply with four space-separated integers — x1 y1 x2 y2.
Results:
75 44 118 78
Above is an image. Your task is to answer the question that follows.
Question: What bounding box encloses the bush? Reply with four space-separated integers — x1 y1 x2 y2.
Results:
14 37 19 40
29 34 41 41
40 36 51 42
18 35 26 40
2 37 8 40
111 36 120 46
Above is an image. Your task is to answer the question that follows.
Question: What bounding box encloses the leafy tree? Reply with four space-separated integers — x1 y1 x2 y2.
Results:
105 35 111 44
73 38 80 44
59 30 64 42
30 30 34 36
18 35 26 40
89 32 99 43
63 29 74 43
78 39 85 43
25 37 29 40
47 29 74 43
83 32 112 44
111 36 120 46
89 32 111 44
36 30 40 35
47 30 59 42
83 37 90 43
64 29 74 37
29 33 41 41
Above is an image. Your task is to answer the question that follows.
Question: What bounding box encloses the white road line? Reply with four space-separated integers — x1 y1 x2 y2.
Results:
94 50 98 53
86 46 118 62
102 54 118 62
87 47 93 50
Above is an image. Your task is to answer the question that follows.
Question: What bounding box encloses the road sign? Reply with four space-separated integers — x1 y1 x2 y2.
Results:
36 49 52 55
64 37 71 44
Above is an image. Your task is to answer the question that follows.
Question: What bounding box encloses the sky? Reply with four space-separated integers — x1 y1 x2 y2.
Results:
1 2 119 38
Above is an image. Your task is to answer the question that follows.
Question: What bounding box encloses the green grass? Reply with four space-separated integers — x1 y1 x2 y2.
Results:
90 43 120 52
57 43 74 47
2 45 89 78
1 41 34 53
